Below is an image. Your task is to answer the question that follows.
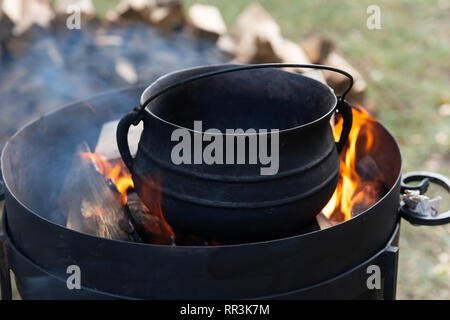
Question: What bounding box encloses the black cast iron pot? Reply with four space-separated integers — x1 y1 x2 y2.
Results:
117 64 354 242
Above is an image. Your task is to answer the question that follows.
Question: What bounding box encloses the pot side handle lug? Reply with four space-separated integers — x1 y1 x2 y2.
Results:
117 109 142 175
335 100 353 154
400 171 450 226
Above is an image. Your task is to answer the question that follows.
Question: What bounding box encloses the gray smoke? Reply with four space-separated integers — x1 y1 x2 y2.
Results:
0 20 226 148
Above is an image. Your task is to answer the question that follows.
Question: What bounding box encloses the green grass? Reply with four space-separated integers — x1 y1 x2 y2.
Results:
92 0 121 16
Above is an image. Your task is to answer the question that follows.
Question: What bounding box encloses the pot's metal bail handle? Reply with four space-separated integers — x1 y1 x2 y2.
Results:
132 63 355 156
400 171 450 225
117 108 142 175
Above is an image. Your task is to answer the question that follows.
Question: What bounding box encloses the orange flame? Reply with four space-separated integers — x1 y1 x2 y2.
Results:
82 152 134 205
322 106 384 223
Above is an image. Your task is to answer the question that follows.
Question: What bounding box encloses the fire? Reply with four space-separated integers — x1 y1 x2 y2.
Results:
138 175 175 244
81 152 175 244
78 106 383 241
322 105 384 223
82 152 134 205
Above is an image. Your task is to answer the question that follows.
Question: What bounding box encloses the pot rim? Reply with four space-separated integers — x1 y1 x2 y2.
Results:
140 64 338 136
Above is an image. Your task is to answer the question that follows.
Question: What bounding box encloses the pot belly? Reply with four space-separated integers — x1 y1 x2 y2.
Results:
132 146 340 242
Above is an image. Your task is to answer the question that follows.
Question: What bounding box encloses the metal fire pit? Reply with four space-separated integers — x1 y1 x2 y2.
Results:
0 87 449 300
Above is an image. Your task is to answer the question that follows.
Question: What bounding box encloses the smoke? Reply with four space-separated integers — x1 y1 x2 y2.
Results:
0 20 225 224
0 20 225 148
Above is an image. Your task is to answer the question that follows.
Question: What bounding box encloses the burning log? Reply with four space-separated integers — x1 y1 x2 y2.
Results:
126 192 222 246
125 193 175 245
316 212 333 229
60 143 137 241
356 155 384 182
74 132 175 245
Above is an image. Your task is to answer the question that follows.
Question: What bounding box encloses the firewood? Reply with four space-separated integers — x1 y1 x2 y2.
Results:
126 193 175 245
216 34 236 59
233 3 310 66
149 1 185 32
187 4 227 40
355 155 383 182
316 212 333 230
323 52 367 105
106 0 155 23
233 2 283 63
61 143 135 241
126 193 225 245
2 0 54 35
53 0 95 17
302 35 335 64
277 39 311 67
